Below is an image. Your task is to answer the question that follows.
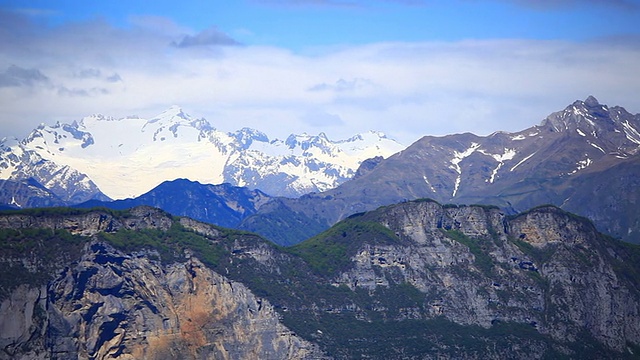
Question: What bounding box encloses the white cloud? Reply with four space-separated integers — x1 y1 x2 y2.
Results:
1 11 640 145
302 109 345 127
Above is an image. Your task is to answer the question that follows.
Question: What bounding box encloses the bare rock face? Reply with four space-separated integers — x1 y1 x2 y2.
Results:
0 285 48 360
2 203 640 358
329 202 640 353
179 217 221 238
0 206 172 236
0 241 324 360
0 207 326 360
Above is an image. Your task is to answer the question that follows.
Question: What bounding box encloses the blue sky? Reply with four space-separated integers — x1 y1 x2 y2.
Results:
1 0 640 144
12 1 639 46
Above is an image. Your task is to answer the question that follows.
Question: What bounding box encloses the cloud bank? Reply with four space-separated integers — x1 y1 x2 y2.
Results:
1 9 639 145
0 65 50 88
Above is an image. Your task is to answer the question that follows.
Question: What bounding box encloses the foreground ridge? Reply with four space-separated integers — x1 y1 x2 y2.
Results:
1 202 639 359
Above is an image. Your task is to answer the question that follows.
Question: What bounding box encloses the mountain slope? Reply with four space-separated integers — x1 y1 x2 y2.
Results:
2 203 640 358
0 107 404 200
0 178 66 209
75 178 271 229
335 96 640 207
242 96 640 244
0 137 109 204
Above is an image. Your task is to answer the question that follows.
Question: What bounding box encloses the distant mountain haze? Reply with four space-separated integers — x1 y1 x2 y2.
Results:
74 179 270 229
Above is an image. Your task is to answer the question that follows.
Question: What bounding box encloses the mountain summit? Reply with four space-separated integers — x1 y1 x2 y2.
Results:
541 95 640 154
240 97 640 245
0 107 404 200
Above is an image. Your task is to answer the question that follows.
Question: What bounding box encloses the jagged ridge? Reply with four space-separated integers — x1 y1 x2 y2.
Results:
1 202 640 358
241 96 640 245
0 106 404 201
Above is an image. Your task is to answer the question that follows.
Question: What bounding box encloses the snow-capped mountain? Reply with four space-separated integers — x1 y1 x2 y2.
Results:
224 130 400 197
0 137 109 205
352 95 640 206
241 96 640 245
0 106 404 200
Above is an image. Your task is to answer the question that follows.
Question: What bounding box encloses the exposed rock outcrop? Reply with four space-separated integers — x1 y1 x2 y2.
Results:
0 241 324 360
2 203 640 359
0 206 172 236
288 200 640 357
0 207 325 360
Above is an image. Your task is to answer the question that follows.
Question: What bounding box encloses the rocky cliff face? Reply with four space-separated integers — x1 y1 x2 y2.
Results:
0 207 325 360
1 246 320 360
287 200 640 358
0 206 172 236
2 204 640 359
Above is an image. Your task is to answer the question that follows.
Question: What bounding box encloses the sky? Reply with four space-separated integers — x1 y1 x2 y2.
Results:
1 0 640 145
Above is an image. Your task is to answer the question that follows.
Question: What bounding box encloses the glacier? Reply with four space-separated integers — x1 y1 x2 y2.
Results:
0 106 405 200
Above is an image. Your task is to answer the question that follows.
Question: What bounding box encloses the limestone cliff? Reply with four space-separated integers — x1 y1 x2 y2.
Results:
0 207 325 360
287 200 640 358
2 203 640 359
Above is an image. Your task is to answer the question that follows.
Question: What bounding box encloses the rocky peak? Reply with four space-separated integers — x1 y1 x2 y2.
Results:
79 113 115 124
342 130 389 144
537 96 640 152
507 205 597 247
352 156 383 179
146 105 190 124
143 106 214 138
285 132 332 150
541 96 612 133
583 95 600 107
231 127 270 149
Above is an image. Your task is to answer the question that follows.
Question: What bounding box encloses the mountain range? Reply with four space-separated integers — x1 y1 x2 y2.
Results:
3 95 640 359
0 106 403 201
1 96 639 247
240 96 640 245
